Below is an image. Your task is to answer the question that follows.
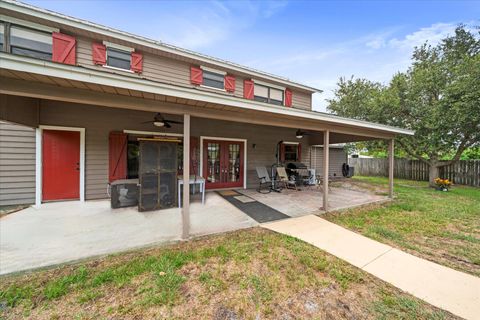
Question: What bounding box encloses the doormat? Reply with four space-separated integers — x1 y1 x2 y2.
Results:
217 191 290 223
218 190 240 197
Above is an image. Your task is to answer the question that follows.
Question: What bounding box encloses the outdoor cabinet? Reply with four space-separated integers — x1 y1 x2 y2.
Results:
138 140 178 211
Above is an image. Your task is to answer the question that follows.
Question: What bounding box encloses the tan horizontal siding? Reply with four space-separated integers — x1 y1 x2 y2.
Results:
0 121 36 206
310 146 347 178
38 100 315 198
74 36 313 110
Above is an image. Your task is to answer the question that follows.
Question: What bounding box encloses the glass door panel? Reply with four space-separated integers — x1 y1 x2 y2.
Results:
203 140 243 189
206 142 221 183
226 143 241 183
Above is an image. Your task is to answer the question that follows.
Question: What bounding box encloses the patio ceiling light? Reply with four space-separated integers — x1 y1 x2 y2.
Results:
296 130 304 139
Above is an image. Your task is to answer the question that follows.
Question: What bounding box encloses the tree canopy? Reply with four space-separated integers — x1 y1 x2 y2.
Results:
327 25 480 184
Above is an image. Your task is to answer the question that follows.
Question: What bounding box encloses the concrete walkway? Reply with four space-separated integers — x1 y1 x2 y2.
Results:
263 214 480 320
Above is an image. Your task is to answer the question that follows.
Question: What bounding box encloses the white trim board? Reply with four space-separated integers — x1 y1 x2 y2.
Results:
35 125 85 208
199 136 248 189
123 129 183 137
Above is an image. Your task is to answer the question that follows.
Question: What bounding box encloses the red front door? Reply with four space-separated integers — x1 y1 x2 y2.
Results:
203 140 244 189
42 129 80 201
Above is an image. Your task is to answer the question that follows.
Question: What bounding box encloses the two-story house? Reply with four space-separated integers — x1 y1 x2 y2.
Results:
0 0 412 236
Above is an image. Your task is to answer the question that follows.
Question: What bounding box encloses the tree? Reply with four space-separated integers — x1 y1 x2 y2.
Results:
328 26 480 186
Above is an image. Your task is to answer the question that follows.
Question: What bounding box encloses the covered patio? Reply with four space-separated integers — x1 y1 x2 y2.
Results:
1 58 412 242
1 184 388 275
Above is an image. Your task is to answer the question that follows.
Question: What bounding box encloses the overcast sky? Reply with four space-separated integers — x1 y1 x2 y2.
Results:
24 0 479 112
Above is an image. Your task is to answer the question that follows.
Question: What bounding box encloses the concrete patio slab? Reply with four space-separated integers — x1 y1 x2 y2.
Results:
0 192 257 275
263 215 480 320
240 187 387 217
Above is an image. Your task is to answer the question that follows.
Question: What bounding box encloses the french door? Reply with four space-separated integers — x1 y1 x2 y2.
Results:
203 140 244 189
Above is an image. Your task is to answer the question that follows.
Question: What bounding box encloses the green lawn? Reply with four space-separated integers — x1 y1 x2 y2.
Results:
0 229 454 319
327 176 480 277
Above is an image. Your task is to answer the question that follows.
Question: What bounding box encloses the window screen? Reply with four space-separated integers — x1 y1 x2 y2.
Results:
10 25 52 60
254 83 284 105
0 23 4 51
203 70 224 89
270 88 284 105
107 47 131 70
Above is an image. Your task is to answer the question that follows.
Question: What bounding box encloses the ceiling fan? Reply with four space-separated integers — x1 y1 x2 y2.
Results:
142 113 183 128
296 129 311 139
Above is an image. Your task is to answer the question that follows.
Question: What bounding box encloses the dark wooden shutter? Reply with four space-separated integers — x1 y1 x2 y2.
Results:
130 52 143 73
285 88 293 107
280 143 286 163
190 66 203 85
190 136 199 175
244 79 254 99
92 43 106 65
109 131 128 183
224 75 236 93
52 32 76 65
297 143 302 162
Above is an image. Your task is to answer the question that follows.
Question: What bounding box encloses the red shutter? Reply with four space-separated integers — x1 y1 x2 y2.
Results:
225 75 236 93
244 79 254 99
190 136 199 175
190 66 203 85
297 143 302 162
52 32 76 65
131 52 143 73
285 88 293 107
92 43 106 65
109 131 128 183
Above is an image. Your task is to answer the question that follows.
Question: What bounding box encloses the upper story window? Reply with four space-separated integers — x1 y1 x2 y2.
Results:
107 47 131 70
254 82 284 106
104 42 134 71
203 70 225 89
10 25 52 60
200 66 227 90
0 16 58 61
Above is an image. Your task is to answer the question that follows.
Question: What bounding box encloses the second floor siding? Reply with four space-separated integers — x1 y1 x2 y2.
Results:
1 6 315 111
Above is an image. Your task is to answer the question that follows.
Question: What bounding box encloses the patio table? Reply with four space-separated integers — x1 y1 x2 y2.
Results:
177 175 206 208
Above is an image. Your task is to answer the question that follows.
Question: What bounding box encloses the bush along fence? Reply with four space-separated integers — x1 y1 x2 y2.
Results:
348 158 480 187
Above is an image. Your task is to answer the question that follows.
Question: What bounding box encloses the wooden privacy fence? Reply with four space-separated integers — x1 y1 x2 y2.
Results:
348 158 480 187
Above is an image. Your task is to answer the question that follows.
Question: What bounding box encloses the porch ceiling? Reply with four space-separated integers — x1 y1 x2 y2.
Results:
1 68 404 144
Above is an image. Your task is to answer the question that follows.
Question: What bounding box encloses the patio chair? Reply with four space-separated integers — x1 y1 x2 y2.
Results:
296 168 313 189
276 167 297 190
255 167 272 193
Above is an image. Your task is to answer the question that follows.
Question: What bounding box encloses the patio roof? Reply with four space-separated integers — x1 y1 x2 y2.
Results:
1 53 413 142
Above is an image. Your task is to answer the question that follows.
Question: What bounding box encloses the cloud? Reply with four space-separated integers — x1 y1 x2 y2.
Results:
388 22 457 50
152 1 289 50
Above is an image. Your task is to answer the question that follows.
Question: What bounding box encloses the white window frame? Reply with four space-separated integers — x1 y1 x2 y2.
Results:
199 136 247 189
200 65 227 91
102 41 134 72
35 125 86 208
253 79 286 105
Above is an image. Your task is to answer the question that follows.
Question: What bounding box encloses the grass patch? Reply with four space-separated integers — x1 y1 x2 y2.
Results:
326 176 480 277
0 228 455 319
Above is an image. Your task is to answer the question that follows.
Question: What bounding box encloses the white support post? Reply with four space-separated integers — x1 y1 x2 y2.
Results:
182 114 190 239
323 130 329 211
388 139 394 198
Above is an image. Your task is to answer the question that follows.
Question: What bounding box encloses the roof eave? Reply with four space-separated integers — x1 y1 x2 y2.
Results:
1 0 322 93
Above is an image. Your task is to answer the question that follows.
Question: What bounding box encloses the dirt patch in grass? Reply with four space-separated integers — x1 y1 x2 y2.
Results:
326 176 480 277
0 228 455 319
